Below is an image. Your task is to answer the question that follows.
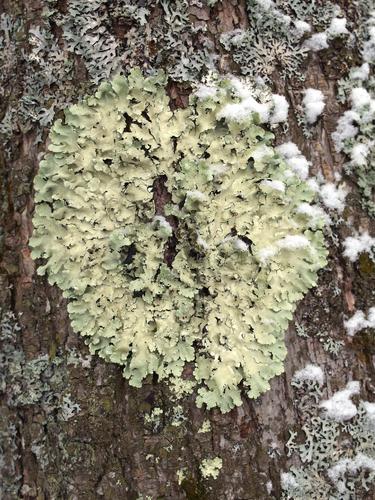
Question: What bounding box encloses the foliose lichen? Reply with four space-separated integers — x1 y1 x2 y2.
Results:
334 8 375 217
283 380 375 499
220 0 342 82
30 69 327 412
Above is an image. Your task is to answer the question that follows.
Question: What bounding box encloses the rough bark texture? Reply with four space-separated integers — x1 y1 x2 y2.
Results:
1 1 374 499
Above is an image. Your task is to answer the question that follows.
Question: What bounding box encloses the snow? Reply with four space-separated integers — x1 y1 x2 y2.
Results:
297 203 330 227
197 235 209 250
350 87 372 109
342 231 375 261
252 144 273 161
328 454 375 485
319 182 347 213
327 17 348 38
258 246 277 263
195 85 217 100
277 234 310 250
350 142 370 166
276 142 310 180
294 20 311 37
303 88 325 124
280 472 298 490
344 307 375 337
233 238 249 252
363 401 375 426
186 190 206 202
153 216 173 235
209 163 229 177
304 32 328 51
260 179 285 192
320 381 360 422
332 110 360 151
350 63 370 81
293 364 325 385
269 94 289 124
363 11 375 63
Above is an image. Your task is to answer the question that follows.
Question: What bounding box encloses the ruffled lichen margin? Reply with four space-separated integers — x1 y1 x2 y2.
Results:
30 69 327 412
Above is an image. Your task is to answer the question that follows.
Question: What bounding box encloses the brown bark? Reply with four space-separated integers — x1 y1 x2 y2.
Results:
1 1 374 499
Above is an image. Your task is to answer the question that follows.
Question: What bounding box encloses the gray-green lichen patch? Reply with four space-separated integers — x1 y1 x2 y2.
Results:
30 69 327 412
220 0 343 82
334 8 375 218
283 380 375 499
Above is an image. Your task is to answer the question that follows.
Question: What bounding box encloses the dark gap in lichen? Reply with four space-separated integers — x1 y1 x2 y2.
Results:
122 112 132 132
152 175 179 267
120 242 136 266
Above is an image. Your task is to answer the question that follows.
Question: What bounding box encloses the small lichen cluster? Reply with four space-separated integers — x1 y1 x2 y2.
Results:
282 382 375 499
0 308 82 492
334 9 375 217
30 70 327 412
220 0 341 82
199 457 223 479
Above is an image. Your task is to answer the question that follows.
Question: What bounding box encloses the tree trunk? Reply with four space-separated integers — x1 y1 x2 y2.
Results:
1 1 374 499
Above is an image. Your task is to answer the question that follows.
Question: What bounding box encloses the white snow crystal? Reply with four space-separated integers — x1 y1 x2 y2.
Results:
294 20 311 37
342 231 375 261
344 307 375 337
320 381 360 422
327 17 348 38
269 94 289 124
350 142 370 166
277 234 310 250
319 182 347 213
276 142 300 159
297 203 329 227
233 238 249 252
186 190 206 202
350 63 370 81
332 110 360 151
293 364 325 385
280 472 298 490
328 454 375 486
195 85 217 100
260 179 285 192
276 142 310 180
350 87 372 109
303 88 325 124
363 401 375 426
304 32 329 51
258 246 277 263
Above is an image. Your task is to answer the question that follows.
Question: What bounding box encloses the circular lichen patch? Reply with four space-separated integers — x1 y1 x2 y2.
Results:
30 69 327 412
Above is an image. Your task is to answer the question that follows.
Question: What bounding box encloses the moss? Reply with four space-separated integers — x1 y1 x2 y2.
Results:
30 69 327 412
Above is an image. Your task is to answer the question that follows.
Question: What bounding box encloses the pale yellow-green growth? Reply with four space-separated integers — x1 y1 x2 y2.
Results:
30 69 327 412
198 419 211 433
176 468 186 485
200 457 223 479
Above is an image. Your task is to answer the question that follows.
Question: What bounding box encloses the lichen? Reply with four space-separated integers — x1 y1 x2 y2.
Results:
334 8 375 217
220 0 341 82
199 457 223 479
283 380 375 499
30 69 327 412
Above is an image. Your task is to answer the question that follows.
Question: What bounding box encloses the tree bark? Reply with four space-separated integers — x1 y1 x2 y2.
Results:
1 1 374 499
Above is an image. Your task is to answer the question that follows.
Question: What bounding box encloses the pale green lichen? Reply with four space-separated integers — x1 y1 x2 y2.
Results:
199 457 223 479
30 69 327 412
198 419 211 433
